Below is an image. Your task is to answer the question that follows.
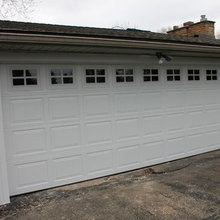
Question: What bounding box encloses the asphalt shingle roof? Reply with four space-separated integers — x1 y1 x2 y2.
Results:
0 20 220 47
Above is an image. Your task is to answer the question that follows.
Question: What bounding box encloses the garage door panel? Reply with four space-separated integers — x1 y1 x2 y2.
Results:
115 118 139 140
185 90 204 108
9 98 44 125
164 91 185 109
142 115 163 136
165 113 186 133
85 121 112 145
11 160 49 193
204 108 220 126
85 149 113 176
142 141 164 163
9 128 47 157
141 91 163 113
187 110 204 129
84 94 111 119
115 93 138 115
52 155 83 182
50 124 81 149
48 96 80 121
165 137 185 157
116 144 140 170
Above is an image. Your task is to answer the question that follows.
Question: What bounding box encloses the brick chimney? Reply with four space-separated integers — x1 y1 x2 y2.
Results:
167 15 215 38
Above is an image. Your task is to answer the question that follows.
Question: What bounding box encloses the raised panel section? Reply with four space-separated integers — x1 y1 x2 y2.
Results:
185 91 204 108
142 141 164 162
12 128 46 155
15 161 48 189
50 125 81 149
84 94 110 118
205 109 220 126
188 111 204 129
142 92 163 112
53 155 82 181
49 96 80 120
165 113 185 133
10 98 44 124
86 150 113 175
142 115 163 136
166 137 185 156
85 121 112 145
116 118 139 140
117 145 139 169
165 91 185 109
115 93 138 115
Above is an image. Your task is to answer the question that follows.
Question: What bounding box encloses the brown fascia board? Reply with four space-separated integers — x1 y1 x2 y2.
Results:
167 20 215 33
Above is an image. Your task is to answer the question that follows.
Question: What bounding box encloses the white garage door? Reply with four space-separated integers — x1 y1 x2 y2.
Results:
2 64 220 195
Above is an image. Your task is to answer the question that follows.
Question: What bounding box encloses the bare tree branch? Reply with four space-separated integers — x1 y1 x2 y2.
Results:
0 0 37 20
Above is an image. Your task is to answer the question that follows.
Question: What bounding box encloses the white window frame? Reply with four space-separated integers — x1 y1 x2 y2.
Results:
114 67 135 85
142 68 160 82
166 68 181 81
82 66 109 88
47 66 76 89
187 69 200 81
8 65 41 91
206 69 218 81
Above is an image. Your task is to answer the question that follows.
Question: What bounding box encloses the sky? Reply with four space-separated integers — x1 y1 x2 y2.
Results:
9 0 220 35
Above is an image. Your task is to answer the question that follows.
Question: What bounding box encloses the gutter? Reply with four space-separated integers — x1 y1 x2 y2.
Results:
0 32 220 54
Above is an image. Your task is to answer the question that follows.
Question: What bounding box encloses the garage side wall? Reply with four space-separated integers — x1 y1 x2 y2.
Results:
0 66 10 205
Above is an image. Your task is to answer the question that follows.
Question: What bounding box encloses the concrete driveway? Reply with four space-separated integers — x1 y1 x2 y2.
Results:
0 150 219 220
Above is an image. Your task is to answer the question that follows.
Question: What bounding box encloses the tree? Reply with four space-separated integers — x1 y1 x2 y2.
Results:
0 0 37 20
159 26 172 34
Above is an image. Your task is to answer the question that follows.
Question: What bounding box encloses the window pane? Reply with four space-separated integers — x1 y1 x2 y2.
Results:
212 70 217 75
126 76 133 82
86 77 95 83
167 69 173 75
143 69 150 75
116 69 124 75
13 78 24 86
51 77 62 84
206 70 211 75
96 69 105 75
175 75 180 81
125 69 133 75
174 69 180 75
63 77 73 84
26 69 37 77
116 76 124 82
152 69 158 75
12 70 24 77
63 69 72 76
188 75 193 81
212 75 217 80
195 76 200 81
86 69 95 76
195 70 200 75
97 77 105 83
188 70 193 75
51 69 61 76
144 76 151 81
26 78 37 85
152 76 158 81
207 76 212 80
167 76 173 81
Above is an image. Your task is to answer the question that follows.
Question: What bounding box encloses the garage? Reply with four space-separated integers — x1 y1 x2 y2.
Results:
0 19 220 204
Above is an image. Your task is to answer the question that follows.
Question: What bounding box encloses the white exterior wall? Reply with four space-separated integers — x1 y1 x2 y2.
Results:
0 65 10 205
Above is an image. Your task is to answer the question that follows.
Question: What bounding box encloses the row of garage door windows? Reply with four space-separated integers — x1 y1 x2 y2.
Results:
11 68 218 86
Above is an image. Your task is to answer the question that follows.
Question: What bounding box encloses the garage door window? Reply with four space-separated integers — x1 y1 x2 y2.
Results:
12 69 38 86
206 70 217 81
116 69 134 82
86 69 106 83
143 69 159 82
188 69 200 81
50 69 73 84
167 69 180 81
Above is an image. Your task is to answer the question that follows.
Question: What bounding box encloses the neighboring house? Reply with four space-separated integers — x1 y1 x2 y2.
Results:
0 16 220 205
